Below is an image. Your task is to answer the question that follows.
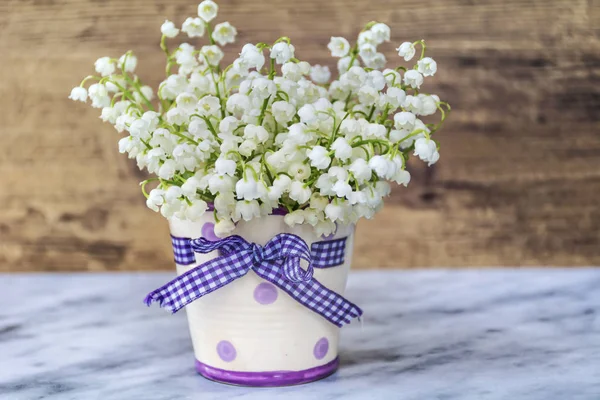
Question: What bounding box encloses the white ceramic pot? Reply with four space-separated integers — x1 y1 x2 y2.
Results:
168 213 355 386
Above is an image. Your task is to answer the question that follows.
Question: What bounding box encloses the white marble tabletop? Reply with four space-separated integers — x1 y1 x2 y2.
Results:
1 269 599 400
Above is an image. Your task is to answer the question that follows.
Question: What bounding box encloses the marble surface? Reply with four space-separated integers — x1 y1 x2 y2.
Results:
1 269 599 400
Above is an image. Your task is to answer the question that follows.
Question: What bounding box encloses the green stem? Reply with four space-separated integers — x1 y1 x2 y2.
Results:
171 130 199 145
122 74 154 111
258 96 271 125
328 112 349 147
205 22 216 45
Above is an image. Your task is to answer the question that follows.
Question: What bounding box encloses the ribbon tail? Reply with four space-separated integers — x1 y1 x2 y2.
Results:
255 264 362 327
144 252 251 313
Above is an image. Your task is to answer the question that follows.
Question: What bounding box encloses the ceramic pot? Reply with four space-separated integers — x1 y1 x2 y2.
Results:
168 213 355 386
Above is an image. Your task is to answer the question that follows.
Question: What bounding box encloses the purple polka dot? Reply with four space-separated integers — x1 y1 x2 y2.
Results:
216 340 236 362
253 282 278 305
313 337 329 360
201 222 219 241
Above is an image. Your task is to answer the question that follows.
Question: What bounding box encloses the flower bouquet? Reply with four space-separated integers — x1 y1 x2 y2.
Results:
70 0 449 386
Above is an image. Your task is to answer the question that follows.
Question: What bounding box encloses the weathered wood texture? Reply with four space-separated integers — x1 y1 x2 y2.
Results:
1 0 599 271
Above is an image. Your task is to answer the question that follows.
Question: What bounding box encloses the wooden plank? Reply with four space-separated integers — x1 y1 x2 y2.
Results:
1 0 599 271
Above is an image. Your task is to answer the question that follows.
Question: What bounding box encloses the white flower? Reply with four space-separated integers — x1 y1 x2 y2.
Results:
239 139 258 157
159 74 188 100
88 83 110 108
348 190 367 205
310 65 331 84
367 123 387 138
288 162 311 180
342 66 367 88
160 199 183 218
331 137 352 161
364 53 386 70
325 199 346 222
226 93 251 116
198 0 219 22
384 87 406 108
271 101 296 125
146 189 165 212
394 169 411 187
359 44 377 62
358 85 379 106
190 72 210 92
182 17 205 37
174 44 198 68
349 158 372 183
394 111 416 131
102 106 120 124
417 94 438 116
284 210 306 227
404 95 422 113
417 57 437 77
185 199 208 221
239 44 265 70
413 138 440 166
358 31 376 47
236 172 261 200
118 53 137 72
161 20 179 38
197 95 221 116
166 107 188 125
337 56 359 74
214 219 235 237
129 118 150 138
383 68 401 86
328 165 349 181
165 186 183 203
315 219 337 237
181 177 201 197
396 42 416 61
307 146 331 170
69 87 87 102
268 175 292 201
270 42 295 64
135 86 154 103
282 62 305 81
251 78 276 100
297 104 317 125
371 23 391 44
368 155 393 178
327 37 351 57
158 160 177 179
243 124 269 143
215 158 237 176
200 45 224 66
215 192 236 214
208 174 235 194
213 22 237 46
332 180 352 199
289 181 311 204
234 200 261 221
94 57 115 77
404 70 424 89
366 70 386 90
176 92 199 112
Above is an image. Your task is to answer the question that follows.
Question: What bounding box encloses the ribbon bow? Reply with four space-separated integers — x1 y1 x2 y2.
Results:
145 234 362 327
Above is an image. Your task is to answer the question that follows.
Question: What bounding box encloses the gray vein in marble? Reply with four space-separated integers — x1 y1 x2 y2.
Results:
1 269 599 400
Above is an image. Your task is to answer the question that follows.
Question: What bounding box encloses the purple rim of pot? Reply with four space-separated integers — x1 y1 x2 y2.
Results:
194 357 339 387
206 203 288 216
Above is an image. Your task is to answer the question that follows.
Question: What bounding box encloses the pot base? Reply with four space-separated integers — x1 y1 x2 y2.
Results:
195 357 339 387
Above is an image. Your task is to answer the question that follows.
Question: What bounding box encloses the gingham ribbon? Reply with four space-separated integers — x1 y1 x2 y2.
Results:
145 234 362 327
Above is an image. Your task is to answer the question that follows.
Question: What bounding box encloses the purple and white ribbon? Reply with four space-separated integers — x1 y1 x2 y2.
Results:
145 234 362 327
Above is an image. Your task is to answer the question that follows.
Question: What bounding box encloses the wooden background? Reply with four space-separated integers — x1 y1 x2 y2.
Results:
1 0 599 272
